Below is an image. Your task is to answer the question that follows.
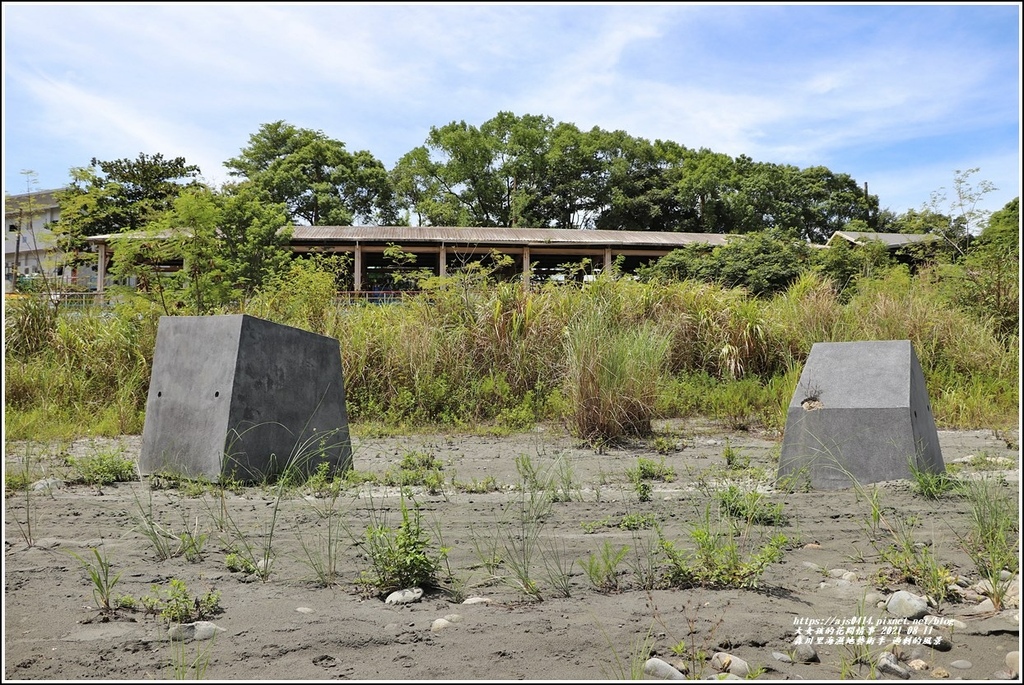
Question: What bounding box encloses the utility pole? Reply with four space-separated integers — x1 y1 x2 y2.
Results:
11 208 23 291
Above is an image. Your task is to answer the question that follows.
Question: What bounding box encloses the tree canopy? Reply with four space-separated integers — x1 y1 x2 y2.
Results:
51 153 203 265
224 120 400 226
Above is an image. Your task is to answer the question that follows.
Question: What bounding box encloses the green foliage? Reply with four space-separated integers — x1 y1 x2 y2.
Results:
579 541 629 592
3 294 58 359
715 486 788 526
66 447 138 486
69 547 123 613
4 444 46 546
907 460 963 499
925 167 999 256
169 631 217 680
358 493 450 596
138 578 223 624
650 435 678 454
659 506 788 589
4 467 34 493
956 478 1019 610
640 227 813 296
129 487 209 563
297 485 352 588
51 152 202 266
810 237 893 295
627 456 674 503
244 255 343 334
224 552 257 575
713 228 814 296
619 512 658 531
722 439 749 470
873 512 956 608
562 284 669 444
226 120 400 226
380 450 446 493
934 196 1019 341
108 185 294 315
627 456 677 483
4 297 155 440
5 249 1019 440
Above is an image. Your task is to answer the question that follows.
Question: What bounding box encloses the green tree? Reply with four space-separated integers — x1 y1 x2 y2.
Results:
728 158 805 235
107 185 293 314
674 148 737 233
710 228 812 296
796 166 876 243
225 120 400 226
594 133 688 232
888 207 951 235
213 181 293 296
925 167 997 257
52 153 203 268
937 196 1019 339
395 112 558 227
638 228 811 297
810 235 893 297
634 242 716 283
975 196 1018 253
534 122 609 229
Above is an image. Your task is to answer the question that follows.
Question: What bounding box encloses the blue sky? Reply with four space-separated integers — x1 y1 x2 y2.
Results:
3 2 1021 223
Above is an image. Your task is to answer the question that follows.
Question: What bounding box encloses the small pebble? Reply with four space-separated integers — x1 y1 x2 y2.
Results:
167 621 225 642
643 657 687 680
907 658 929 671
710 652 749 677
385 588 423 605
792 642 819 663
1005 650 1019 674
949 659 973 670
877 651 910 679
32 477 64 491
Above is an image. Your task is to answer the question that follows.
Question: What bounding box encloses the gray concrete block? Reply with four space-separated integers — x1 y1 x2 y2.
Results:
140 314 351 482
777 340 944 490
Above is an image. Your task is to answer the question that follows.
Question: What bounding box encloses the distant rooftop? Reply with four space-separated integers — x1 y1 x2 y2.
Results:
827 231 938 249
287 225 733 248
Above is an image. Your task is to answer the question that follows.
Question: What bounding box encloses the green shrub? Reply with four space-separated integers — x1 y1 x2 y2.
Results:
67 448 138 486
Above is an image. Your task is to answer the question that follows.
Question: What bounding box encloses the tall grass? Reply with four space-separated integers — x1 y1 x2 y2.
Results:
5 297 156 439
562 308 669 444
5 261 1018 439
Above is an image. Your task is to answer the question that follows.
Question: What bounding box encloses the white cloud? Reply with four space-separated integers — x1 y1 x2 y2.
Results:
3 3 1017 217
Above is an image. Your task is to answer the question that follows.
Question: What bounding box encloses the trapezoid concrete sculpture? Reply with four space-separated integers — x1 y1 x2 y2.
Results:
140 314 352 483
776 339 944 490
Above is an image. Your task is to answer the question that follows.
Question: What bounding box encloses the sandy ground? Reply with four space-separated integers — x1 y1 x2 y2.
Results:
3 420 1020 682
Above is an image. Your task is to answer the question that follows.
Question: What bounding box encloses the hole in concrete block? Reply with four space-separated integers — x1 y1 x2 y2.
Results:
157 391 162 397
801 396 824 411
214 391 220 398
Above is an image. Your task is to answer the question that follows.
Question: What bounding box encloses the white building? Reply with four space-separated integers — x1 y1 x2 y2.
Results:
4 189 99 293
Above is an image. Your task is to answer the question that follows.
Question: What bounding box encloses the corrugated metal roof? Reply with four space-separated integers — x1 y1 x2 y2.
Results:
288 225 731 247
830 231 937 248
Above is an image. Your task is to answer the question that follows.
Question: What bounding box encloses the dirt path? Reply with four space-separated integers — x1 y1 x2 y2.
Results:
4 421 1020 681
